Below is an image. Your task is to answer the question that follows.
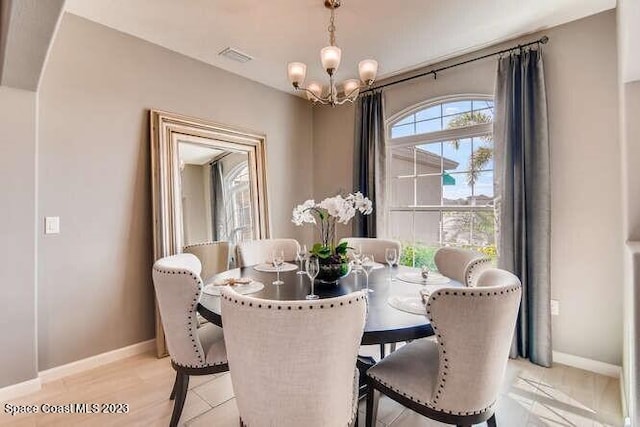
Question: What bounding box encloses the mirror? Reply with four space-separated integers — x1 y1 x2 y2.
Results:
150 110 269 356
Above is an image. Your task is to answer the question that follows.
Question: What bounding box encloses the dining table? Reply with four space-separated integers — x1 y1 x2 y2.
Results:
197 263 460 396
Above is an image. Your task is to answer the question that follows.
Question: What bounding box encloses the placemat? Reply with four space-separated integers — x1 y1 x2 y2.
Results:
253 262 298 273
396 272 451 285
203 281 265 296
387 295 426 315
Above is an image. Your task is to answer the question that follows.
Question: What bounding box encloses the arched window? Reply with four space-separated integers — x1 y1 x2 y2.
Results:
387 97 495 268
225 162 253 244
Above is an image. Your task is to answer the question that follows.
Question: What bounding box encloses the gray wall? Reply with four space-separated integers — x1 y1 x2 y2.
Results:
0 86 37 387
312 11 623 365
619 0 640 416
181 164 210 246
37 13 314 369
625 79 640 424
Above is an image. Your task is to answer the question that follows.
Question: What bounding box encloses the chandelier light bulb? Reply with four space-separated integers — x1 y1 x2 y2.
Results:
342 79 361 98
307 82 323 101
320 46 342 73
287 62 307 86
358 59 378 85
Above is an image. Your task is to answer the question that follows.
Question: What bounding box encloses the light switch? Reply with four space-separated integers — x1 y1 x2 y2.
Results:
550 299 560 316
45 216 60 234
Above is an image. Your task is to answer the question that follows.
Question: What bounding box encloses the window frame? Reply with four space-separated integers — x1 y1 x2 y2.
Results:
385 94 495 261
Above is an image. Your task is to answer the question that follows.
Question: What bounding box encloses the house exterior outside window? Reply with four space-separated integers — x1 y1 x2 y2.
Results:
386 96 496 269
225 163 253 244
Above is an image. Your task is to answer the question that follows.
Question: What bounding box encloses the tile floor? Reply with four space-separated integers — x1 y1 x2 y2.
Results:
0 347 623 426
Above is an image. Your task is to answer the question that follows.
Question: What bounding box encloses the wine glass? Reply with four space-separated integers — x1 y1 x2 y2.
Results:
385 248 398 281
296 244 307 275
361 254 375 293
350 245 363 275
305 256 320 300
272 250 284 285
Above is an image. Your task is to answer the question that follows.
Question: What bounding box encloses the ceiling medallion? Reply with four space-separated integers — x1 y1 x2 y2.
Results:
287 0 378 106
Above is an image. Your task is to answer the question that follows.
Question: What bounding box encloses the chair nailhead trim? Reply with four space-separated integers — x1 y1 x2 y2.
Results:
220 294 364 310
153 266 206 365
418 283 520 412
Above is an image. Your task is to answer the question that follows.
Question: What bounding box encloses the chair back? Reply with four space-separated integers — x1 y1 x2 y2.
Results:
425 268 521 415
339 237 402 264
152 254 209 367
433 247 492 286
183 241 229 279
235 238 300 267
221 289 366 427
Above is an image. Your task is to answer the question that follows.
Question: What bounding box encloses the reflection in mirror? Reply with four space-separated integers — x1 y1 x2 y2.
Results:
179 143 253 247
151 110 269 357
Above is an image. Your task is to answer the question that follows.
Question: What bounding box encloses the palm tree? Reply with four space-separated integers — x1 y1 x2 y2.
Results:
447 111 493 185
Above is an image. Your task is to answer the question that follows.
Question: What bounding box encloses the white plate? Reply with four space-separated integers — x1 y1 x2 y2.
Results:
396 272 451 285
203 281 265 296
387 295 426 315
253 262 298 273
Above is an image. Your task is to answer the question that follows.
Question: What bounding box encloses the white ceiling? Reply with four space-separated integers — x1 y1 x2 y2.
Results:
65 0 615 94
179 142 223 165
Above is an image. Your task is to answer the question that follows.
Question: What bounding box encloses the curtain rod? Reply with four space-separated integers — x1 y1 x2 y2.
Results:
362 35 549 94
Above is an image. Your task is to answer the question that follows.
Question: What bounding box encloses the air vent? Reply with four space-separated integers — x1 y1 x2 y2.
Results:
218 47 253 63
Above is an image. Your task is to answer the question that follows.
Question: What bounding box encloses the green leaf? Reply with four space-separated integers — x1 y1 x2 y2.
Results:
335 241 349 256
310 243 331 259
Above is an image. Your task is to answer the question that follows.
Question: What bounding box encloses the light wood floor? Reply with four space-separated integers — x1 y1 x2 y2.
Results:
0 347 623 426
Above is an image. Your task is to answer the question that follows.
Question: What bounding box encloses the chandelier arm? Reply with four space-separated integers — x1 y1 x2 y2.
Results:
295 86 331 104
333 97 356 106
343 87 360 99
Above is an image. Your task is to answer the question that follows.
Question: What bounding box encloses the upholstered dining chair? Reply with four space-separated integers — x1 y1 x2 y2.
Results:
340 237 402 358
434 247 492 287
365 268 522 427
152 254 229 427
235 238 300 268
221 288 367 427
339 237 402 264
183 241 230 280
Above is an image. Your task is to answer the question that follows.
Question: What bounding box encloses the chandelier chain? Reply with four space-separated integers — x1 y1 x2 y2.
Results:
328 6 336 46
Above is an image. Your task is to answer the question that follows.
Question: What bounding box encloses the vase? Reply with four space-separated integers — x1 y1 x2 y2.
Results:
316 261 351 285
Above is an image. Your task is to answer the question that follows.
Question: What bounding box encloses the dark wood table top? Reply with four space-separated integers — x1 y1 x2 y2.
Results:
198 264 457 345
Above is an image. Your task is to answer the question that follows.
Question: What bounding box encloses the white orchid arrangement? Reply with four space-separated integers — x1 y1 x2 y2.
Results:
292 192 373 262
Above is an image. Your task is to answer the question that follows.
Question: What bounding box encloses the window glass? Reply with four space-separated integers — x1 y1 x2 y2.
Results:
390 123 414 139
388 98 496 267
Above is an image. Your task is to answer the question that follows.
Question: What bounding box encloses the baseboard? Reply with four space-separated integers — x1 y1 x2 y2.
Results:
0 378 42 402
39 339 156 383
553 351 621 378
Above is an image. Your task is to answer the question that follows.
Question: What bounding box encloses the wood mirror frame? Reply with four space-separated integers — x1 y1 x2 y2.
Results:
150 110 269 356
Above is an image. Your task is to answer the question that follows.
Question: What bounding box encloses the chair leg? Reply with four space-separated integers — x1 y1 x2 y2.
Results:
169 371 179 400
379 344 386 358
170 372 189 427
365 386 379 427
487 414 497 427
389 342 397 353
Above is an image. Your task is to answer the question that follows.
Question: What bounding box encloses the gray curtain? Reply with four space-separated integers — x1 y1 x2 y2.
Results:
210 161 225 241
353 91 386 237
494 48 552 367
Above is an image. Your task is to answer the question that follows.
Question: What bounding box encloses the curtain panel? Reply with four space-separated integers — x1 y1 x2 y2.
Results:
210 161 226 241
353 91 386 237
494 48 552 367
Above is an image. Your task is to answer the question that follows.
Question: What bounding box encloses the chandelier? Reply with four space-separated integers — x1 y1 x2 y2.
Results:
287 0 378 106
